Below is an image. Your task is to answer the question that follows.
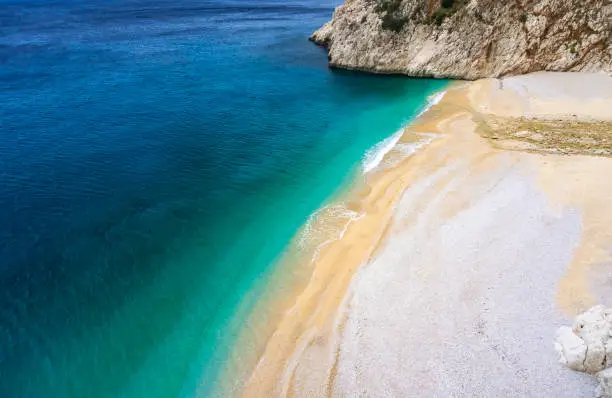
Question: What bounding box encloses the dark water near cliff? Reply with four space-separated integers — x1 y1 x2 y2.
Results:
0 0 446 396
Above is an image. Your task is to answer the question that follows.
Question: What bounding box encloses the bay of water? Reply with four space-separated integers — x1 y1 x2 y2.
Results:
0 0 447 396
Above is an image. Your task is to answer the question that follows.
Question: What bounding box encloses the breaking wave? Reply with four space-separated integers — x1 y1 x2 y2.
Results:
361 90 446 174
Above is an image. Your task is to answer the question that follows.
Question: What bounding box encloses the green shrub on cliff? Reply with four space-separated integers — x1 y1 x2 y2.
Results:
375 0 402 14
433 7 452 25
431 0 464 26
382 13 408 32
375 0 407 32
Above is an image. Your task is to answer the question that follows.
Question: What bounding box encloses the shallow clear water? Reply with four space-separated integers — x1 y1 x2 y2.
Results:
0 0 447 396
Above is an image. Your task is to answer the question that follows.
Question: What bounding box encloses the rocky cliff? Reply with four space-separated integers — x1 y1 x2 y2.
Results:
310 0 612 79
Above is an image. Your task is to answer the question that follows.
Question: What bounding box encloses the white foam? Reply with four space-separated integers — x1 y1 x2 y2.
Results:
429 90 446 106
383 132 437 169
362 128 404 174
416 90 446 117
361 90 446 174
299 204 364 254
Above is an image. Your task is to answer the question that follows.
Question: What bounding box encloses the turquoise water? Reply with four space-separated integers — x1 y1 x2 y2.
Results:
0 0 447 396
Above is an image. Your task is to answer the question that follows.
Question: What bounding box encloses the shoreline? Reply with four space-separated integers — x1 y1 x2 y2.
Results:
216 86 465 396
209 84 452 397
222 72 612 397
214 91 455 396
327 74 612 396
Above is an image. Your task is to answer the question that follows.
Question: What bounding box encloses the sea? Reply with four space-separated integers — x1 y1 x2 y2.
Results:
0 0 447 396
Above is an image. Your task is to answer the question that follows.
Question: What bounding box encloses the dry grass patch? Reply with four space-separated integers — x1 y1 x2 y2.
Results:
478 116 612 157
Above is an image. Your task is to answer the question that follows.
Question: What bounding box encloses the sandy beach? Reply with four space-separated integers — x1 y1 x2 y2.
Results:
228 72 612 397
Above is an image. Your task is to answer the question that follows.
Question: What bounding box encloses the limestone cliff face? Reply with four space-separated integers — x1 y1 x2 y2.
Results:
310 0 612 79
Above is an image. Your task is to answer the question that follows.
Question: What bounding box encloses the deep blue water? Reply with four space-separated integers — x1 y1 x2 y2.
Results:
0 0 447 396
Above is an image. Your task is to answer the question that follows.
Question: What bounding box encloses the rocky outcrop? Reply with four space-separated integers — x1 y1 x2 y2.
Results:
309 0 612 79
555 305 612 397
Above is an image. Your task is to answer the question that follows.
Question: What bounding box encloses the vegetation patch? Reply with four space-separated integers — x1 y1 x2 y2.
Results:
375 0 408 32
431 0 464 26
569 42 578 54
381 13 408 32
479 116 612 157
374 0 402 14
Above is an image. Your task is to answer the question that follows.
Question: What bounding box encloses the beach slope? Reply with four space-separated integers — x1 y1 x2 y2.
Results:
239 72 612 397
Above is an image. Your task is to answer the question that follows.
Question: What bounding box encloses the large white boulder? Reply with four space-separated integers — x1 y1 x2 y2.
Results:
555 325 588 371
555 305 612 397
596 368 612 398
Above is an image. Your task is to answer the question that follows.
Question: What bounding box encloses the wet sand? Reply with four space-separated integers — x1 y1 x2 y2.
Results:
231 72 612 397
